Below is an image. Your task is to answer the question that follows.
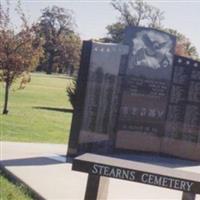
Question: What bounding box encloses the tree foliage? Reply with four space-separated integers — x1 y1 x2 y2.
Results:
66 80 77 109
165 28 199 59
111 0 164 28
103 0 164 43
38 6 81 74
0 1 43 114
105 0 199 59
101 22 125 43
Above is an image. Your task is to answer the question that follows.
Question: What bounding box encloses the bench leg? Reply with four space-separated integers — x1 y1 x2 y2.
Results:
84 175 109 200
84 174 100 200
97 177 109 200
182 192 196 200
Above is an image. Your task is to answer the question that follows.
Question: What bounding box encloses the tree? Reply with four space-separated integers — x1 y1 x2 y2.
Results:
0 1 43 114
54 32 81 74
38 6 81 74
111 0 164 28
103 0 164 43
100 22 125 43
104 0 199 59
165 28 199 59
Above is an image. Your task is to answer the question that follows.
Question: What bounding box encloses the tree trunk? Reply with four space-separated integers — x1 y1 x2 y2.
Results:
3 80 9 115
47 52 54 74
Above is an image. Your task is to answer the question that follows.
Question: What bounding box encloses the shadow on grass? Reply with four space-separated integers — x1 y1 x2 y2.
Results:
33 106 73 113
53 75 75 80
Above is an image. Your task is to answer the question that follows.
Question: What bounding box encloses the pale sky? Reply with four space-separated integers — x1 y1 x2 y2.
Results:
2 0 200 55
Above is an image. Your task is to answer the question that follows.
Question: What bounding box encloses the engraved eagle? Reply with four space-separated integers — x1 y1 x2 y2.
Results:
131 30 174 69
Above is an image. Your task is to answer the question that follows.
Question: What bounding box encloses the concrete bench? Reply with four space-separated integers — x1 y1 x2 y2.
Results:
72 153 200 200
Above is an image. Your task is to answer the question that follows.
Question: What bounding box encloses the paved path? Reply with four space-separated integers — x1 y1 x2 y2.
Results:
0 141 200 200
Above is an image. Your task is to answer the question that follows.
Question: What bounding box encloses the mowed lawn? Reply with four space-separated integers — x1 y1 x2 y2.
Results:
0 172 33 200
0 73 73 144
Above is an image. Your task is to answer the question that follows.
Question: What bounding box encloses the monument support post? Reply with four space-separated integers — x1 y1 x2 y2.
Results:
84 174 109 200
182 192 196 200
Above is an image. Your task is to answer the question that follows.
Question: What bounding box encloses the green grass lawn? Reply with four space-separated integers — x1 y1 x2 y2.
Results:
0 73 73 144
0 172 33 200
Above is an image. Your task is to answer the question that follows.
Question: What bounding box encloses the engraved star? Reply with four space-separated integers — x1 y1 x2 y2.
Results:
178 59 182 63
